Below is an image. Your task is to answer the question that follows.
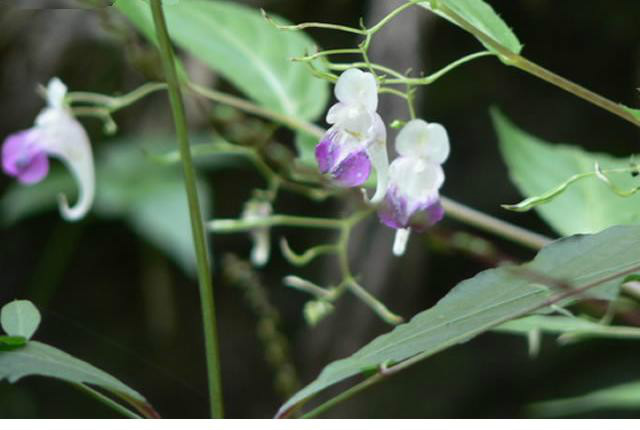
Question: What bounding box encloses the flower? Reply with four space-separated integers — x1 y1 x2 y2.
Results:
315 68 389 203
1 78 95 221
377 119 450 256
241 198 273 267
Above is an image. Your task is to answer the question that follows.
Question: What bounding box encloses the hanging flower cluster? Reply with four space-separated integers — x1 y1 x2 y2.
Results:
1 78 95 221
315 69 450 255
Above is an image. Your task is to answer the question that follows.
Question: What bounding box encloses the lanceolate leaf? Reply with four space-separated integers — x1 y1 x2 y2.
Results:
0 341 146 403
278 225 640 416
529 380 640 417
115 0 329 120
420 0 522 56
493 108 640 236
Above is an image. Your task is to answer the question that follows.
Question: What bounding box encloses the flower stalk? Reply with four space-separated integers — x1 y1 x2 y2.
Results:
149 0 224 418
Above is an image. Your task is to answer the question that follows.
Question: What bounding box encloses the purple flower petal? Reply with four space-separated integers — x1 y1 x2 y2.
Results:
2 129 49 184
315 129 372 187
378 187 409 229
378 187 444 231
315 131 337 174
410 198 444 232
332 150 371 187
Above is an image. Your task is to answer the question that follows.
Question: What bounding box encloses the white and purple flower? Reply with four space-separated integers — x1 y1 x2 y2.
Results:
377 119 450 256
1 78 95 221
315 68 389 203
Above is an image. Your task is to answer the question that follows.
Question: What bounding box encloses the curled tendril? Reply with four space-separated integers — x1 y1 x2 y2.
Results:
279 238 338 266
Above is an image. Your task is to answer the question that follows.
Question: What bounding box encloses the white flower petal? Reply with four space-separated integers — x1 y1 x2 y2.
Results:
326 102 372 135
46 77 68 109
334 68 378 112
37 109 95 221
365 113 389 204
396 119 450 164
423 123 450 164
326 102 346 125
389 157 444 204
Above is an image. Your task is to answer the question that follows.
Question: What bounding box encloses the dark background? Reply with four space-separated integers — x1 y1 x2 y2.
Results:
0 0 639 418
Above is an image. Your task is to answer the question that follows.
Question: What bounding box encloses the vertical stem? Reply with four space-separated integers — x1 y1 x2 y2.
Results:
149 0 224 418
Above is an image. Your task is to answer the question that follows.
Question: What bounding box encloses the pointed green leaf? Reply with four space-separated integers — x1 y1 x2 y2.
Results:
420 0 522 55
530 380 640 417
115 0 329 121
493 108 640 236
0 340 146 403
278 225 640 416
1 300 41 340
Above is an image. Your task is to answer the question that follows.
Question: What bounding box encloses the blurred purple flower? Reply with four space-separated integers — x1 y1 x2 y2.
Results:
1 78 94 221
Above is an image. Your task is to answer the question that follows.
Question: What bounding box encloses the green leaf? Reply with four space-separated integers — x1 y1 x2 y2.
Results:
493 108 640 236
0 336 27 351
115 0 329 121
278 225 640 416
0 340 146 403
529 380 640 417
420 0 522 55
1 138 212 276
1 300 41 340
496 315 640 340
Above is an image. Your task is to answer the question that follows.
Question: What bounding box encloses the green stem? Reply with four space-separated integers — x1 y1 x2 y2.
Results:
300 373 385 419
346 279 404 325
327 61 407 79
378 87 409 99
149 0 224 418
209 215 344 232
73 384 142 419
512 56 640 126
431 1 640 127
367 1 418 36
262 9 366 35
384 51 494 85
441 197 552 250
67 82 167 112
186 81 325 137
292 49 362 62
280 239 340 266
335 212 404 325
